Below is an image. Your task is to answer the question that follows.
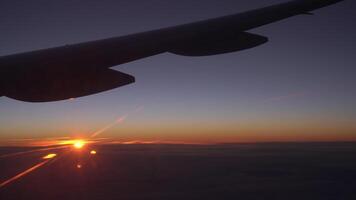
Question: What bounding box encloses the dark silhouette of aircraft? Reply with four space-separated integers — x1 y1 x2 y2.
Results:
0 0 344 102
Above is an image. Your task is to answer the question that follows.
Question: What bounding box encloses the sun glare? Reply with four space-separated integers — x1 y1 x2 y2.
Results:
73 140 85 149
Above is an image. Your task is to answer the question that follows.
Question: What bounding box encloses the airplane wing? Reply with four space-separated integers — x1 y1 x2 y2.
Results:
0 0 344 102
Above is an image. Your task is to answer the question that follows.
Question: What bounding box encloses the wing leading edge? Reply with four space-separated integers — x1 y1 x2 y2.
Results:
0 0 344 102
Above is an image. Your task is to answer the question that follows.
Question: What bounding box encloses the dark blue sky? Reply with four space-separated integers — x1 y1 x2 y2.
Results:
0 0 355 143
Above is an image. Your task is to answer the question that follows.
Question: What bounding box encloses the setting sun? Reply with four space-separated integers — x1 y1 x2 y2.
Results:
73 140 85 149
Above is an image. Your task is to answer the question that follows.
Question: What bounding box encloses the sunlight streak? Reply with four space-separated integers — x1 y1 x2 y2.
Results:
0 159 50 188
90 115 127 138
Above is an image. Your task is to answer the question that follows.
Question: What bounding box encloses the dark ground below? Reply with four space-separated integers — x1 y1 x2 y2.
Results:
0 142 356 200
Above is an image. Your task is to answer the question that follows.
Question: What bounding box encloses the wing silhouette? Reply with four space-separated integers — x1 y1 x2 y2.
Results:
0 0 344 102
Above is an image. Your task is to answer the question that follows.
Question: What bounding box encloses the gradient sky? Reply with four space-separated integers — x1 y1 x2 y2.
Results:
0 0 355 145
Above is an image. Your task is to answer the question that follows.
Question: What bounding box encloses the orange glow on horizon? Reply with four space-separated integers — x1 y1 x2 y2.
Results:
2 123 356 148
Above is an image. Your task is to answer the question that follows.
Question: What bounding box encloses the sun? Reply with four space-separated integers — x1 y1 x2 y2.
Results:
73 140 85 149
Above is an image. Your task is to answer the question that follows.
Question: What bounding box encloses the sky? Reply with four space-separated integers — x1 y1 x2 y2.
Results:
0 0 355 145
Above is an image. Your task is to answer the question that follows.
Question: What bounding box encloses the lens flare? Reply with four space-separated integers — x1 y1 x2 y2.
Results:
76 164 82 169
90 150 97 155
42 153 57 159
